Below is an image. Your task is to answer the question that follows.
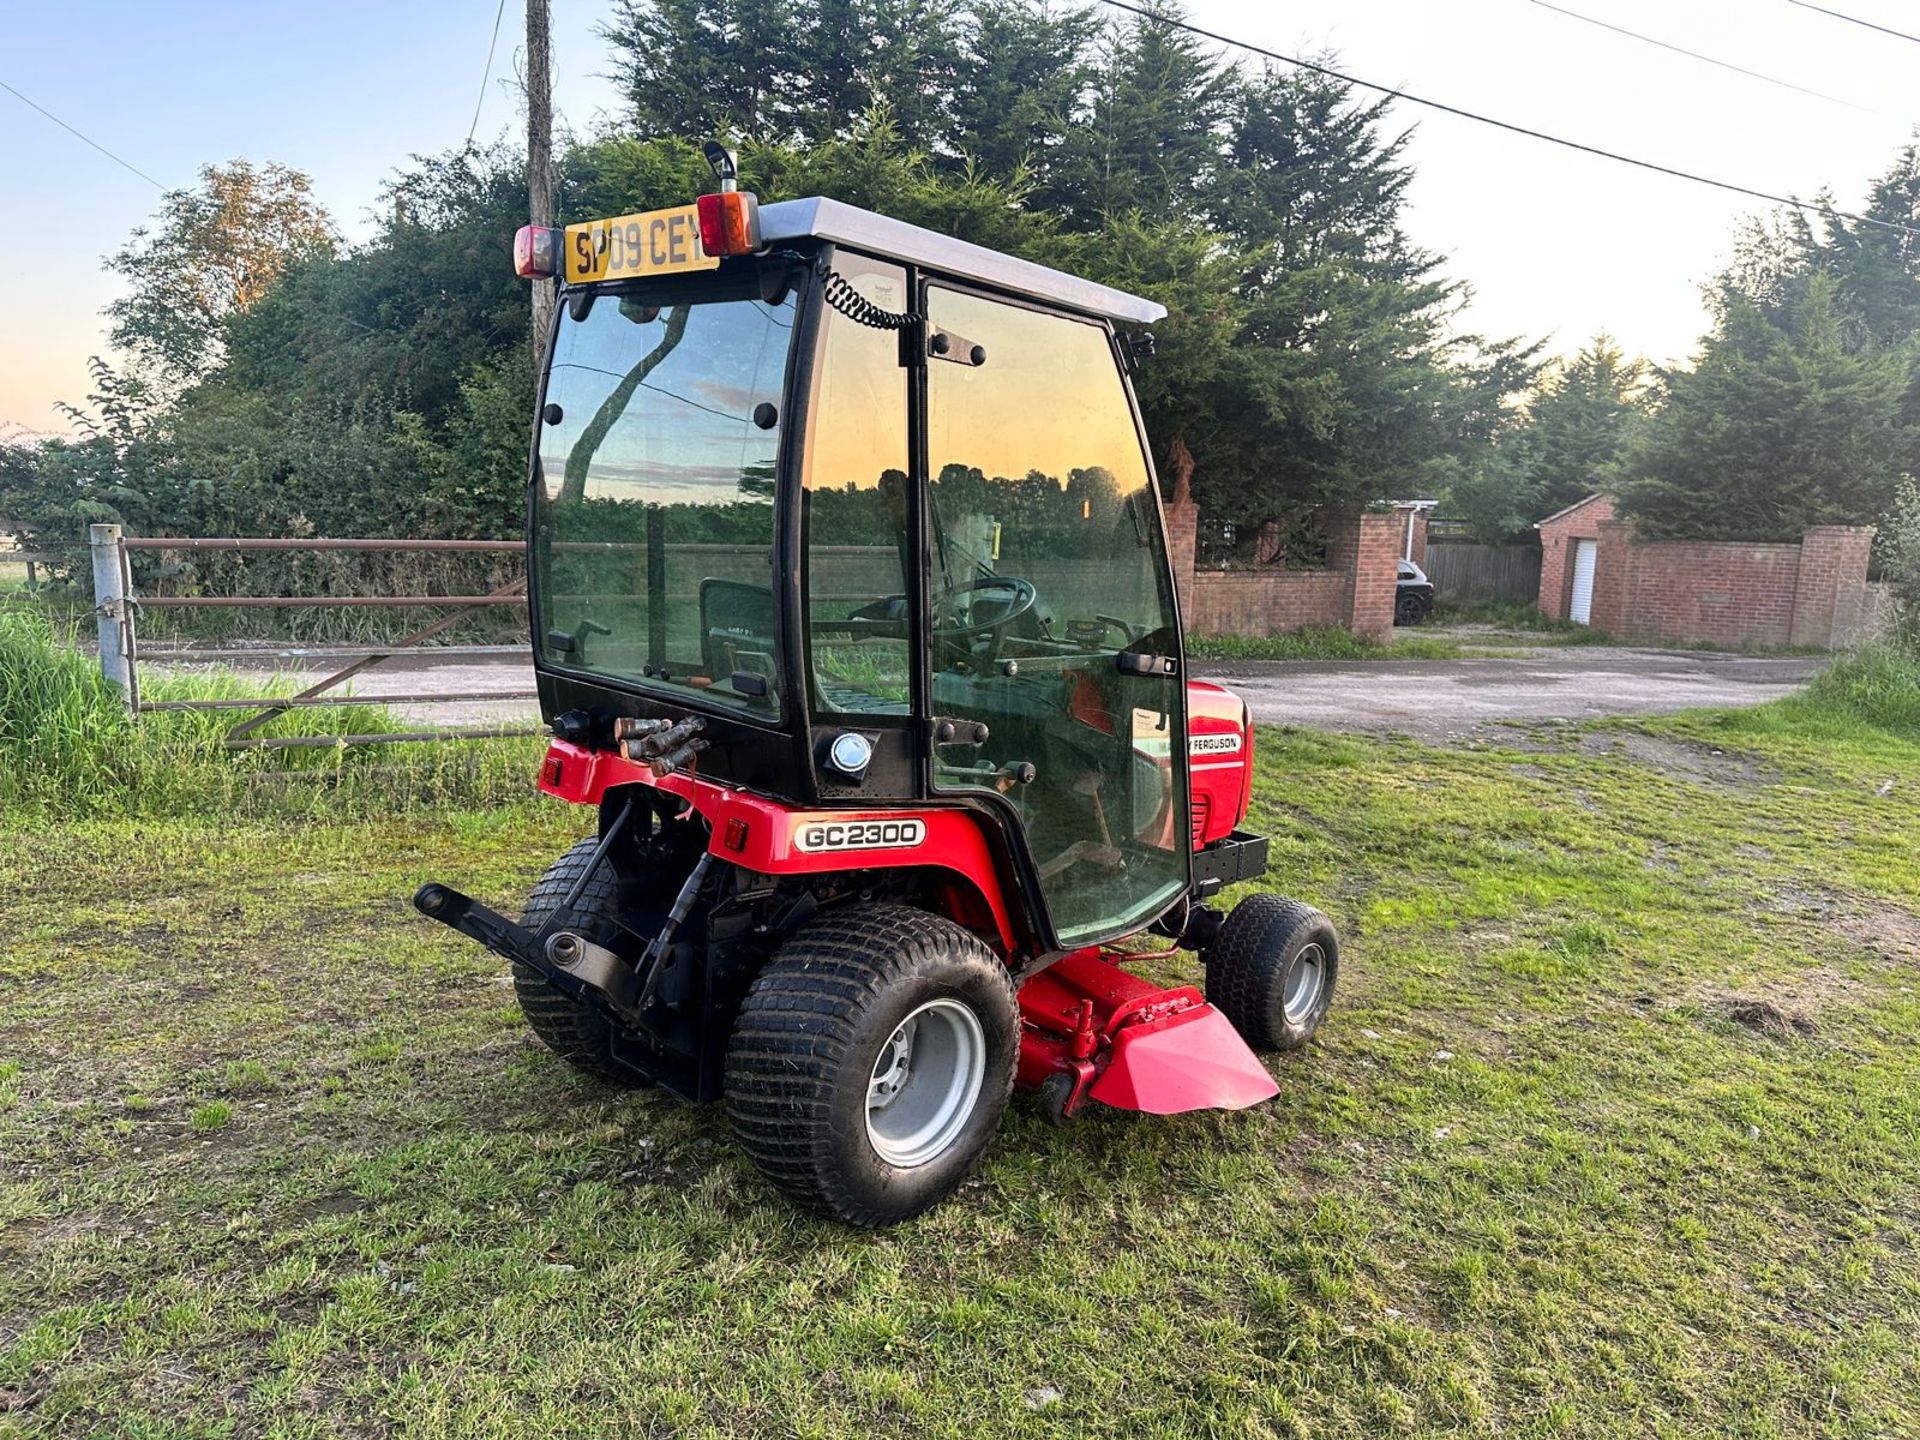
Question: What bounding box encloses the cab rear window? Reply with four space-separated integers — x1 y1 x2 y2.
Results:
532 275 795 716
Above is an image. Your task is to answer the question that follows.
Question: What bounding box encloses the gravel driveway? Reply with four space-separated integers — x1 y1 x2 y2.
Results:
1202 644 1823 741
140 639 1825 741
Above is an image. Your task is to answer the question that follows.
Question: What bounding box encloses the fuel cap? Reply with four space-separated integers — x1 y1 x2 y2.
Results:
827 731 873 778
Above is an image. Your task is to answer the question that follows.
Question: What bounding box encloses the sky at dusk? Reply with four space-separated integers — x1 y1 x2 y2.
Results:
3 0 1917 440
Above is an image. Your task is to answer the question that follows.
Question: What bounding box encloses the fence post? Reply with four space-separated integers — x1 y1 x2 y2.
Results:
89 523 136 709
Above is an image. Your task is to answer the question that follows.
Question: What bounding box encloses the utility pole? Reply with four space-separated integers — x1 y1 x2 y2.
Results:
526 0 554 369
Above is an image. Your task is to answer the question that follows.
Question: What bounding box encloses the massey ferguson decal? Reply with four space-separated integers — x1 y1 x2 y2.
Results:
1190 734 1241 755
793 817 929 853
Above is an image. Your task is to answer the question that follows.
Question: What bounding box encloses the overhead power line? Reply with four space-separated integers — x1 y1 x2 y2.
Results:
1787 0 1920 47
1092 0 1920 240
1530 0 1870 112
0 75 166 191
465 0 512 151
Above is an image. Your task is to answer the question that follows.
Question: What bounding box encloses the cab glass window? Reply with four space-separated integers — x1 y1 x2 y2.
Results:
532 274 795 716
924 286 1187 945
803 256 913 717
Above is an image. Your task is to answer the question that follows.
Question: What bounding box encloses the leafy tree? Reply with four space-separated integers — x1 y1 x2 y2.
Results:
1127 60 1536 541
603 0 963 147
13 1 1548 578
1057 0 1231 224
1525 335 1647 516
1429 447 1537 546
221 147 528 426
600 0 809 140
946 0 1100 192
1622 274 1912 539
107 160 336 386
798 0 965 146
1703 144 1920 484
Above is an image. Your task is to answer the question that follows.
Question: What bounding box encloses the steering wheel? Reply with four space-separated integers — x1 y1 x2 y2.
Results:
931 576 1039 638
930 576 1039 670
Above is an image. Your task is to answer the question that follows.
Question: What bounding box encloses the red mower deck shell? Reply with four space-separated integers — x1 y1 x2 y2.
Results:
1016 950 1280 1117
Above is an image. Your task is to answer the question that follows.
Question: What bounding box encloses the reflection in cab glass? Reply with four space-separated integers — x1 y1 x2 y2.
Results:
925 287 1186 946
532 274 795 716
802 256 913 718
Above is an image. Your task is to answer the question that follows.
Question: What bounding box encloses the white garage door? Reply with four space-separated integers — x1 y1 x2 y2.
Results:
1569 538 1598 625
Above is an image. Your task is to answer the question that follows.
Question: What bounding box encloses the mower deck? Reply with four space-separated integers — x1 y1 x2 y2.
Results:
1015 949 1279 1121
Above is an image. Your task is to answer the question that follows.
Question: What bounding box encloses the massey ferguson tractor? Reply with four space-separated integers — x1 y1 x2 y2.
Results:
413 149 1340 1226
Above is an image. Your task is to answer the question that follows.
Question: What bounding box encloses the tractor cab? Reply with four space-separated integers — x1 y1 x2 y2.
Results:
415 157 1340 1225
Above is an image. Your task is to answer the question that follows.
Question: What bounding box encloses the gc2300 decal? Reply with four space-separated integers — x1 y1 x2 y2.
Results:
793 818 929 853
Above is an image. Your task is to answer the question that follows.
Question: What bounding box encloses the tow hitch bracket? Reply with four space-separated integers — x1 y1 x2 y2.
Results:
413 883 609 1012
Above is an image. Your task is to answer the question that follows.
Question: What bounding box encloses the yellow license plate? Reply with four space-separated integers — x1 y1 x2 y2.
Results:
564 205 720 283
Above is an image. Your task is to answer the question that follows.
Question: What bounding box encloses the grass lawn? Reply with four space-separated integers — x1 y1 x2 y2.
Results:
3 703 1919 1438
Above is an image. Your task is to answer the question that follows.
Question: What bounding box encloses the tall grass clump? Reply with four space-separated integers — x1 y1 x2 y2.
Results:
0 608 138 812
1187 626 1465 662
1798 643 1920 738
1879 475 1920 651
0 607 540 819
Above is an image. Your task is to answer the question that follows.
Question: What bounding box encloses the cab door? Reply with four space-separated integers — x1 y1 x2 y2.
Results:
922 285 1189 947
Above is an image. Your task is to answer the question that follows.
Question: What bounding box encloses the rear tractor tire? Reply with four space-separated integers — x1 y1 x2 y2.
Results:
513 837 647 1086
1204 895 1339 1052
725 904 1018 1227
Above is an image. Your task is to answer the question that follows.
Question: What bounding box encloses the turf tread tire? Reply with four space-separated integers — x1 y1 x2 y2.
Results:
513 838 641 1085
725 903 1017 1227
1206 894 1339 1052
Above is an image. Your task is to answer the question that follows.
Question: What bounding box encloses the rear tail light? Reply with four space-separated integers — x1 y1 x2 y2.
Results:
695 191 763 257
514 224 562 279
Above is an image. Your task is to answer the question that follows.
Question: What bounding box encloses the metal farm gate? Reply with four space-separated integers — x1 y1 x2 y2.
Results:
85 525 540 750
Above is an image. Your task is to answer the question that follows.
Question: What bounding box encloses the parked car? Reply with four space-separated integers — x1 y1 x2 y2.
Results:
1395 559 1435 626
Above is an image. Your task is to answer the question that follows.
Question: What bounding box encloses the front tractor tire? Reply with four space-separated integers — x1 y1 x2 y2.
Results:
1205 895 1339 1052
513 838 646 1086
724 904 1018 1227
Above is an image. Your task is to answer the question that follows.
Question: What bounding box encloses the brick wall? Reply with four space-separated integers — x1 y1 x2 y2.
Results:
1611 535 1803 647
1183 509 1403 641
1790 526 1875 649
1338 510 1403 640
1536 494 1616 620
1190 569 1350 635
1540 495 1873 648
1163 496 1199 628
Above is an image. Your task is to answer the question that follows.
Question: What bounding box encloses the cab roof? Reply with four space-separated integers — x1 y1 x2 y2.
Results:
760 197 1167 327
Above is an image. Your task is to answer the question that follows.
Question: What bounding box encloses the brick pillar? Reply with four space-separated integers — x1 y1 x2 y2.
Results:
1537 533 1567 619
1163 497 1199 629
1590 518 1633 639
1328 509 1401 641
1789 525 1875 649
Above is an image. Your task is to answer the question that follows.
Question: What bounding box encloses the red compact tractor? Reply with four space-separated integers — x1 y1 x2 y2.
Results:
415 149 1340 1225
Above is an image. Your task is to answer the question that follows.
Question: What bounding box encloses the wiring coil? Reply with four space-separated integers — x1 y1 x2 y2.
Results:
819 267 922 330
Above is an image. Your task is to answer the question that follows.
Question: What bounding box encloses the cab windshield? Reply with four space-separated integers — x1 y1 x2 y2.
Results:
532 274 796 716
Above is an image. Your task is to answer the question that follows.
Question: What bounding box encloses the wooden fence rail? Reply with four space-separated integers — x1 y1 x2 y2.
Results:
1423 541 1541 604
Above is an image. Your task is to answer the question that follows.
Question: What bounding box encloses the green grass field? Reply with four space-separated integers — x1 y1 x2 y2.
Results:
3 691 1919 1437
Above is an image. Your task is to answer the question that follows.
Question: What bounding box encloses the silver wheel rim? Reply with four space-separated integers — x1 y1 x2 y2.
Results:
864 998 987 1168
1282 942 1327 1025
